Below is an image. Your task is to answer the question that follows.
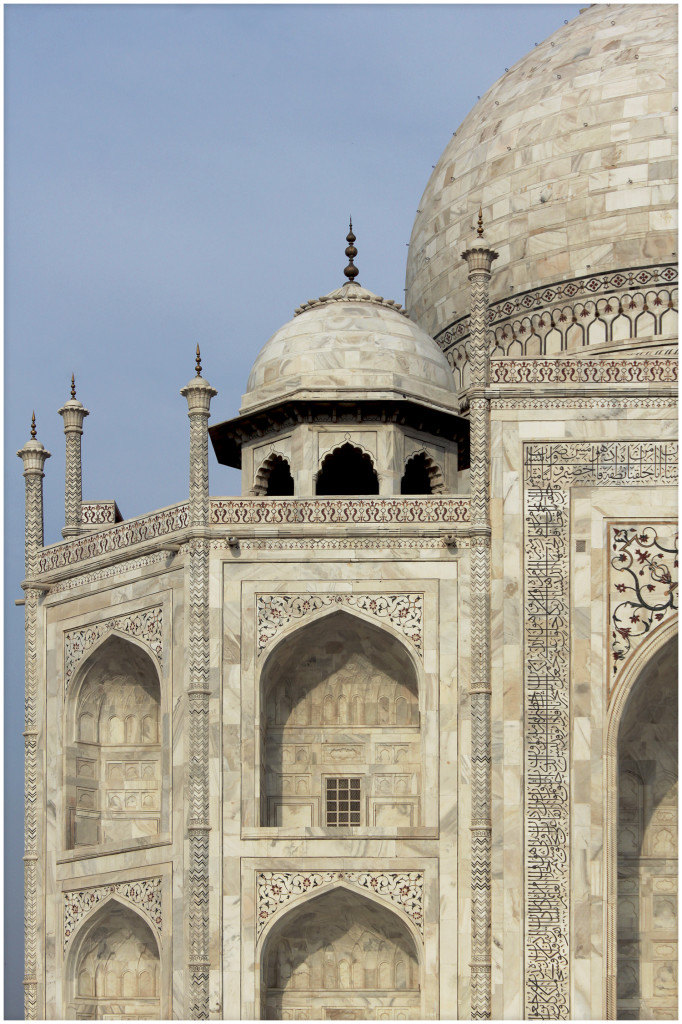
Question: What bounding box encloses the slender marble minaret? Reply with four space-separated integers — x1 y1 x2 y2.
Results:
58 375 89 538
180 347 217 1018
17 412 51 1020
462 209 498 1020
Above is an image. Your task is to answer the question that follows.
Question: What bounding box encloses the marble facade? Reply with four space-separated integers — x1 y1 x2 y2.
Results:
20 3 677 1020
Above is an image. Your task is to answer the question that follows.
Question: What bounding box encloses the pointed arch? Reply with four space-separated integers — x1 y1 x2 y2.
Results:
66 897 162 1019
253 451 295 496
605 622 678 1018
258 608 422 828
400 450 445 495
65 632 163 851
258 883 422 1019
315 442 379 495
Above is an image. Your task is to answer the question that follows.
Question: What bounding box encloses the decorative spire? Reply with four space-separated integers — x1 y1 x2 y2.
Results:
344 217 359 283
477 205 484 238
195 344 202 377
30 411 36 440
71 373 76 399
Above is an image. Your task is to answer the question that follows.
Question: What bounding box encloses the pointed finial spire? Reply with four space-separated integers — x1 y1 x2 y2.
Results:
30 410 37 440
477 206 484 238
344 217 359 283
195 344 202 376
71 373 76 399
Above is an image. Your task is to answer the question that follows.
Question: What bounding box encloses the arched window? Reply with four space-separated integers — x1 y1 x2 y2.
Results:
400 451 444 495
66 635 162 850
316 443 379 495
261 887 420 1019
68 901 161 1019
254 453 295 496
260 610 420 828
617 635 677 1019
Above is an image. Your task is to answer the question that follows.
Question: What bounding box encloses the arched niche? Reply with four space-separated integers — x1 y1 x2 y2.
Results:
260 886 421 1019
316 443 379 496
66 899 161 1019
608 631 678 1020
259 609 422 828
65 633 163 850
254 453 295 496
400 451 444 495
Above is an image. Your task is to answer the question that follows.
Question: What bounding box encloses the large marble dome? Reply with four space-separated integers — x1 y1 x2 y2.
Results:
406 2 677 385
240 279 459 415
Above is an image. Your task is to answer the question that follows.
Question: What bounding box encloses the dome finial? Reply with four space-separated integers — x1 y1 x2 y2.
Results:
477 206 484 238
195 344 202 376
344 217 359 283
30 410 37 440
71 373 76 399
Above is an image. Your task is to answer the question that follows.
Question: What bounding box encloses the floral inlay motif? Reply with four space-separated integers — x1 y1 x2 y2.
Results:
63 877 162 950
256 594 423 655
610 524 678 680
256 871 424 938
64 607 163 696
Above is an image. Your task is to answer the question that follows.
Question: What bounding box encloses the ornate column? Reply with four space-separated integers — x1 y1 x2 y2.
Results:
58 375 88 538
180 347 217 1018
17 412 51 1020
462 212 498 1020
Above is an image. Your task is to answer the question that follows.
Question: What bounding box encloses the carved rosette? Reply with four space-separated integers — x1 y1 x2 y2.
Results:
256 593 424 656
63 877 163 950
256 871 424 940
523 441 678 1020
63 607 163 696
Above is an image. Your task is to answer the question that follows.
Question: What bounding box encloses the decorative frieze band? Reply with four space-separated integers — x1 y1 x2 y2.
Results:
37 502 190 573
256 593 423 655
523 440 678 1020
490 357 677 385
256 870 424 939
80 500 122 526
434 264 678 390
63 607 163 696
63 877 162 951
609 523 678 696
211 497 469 526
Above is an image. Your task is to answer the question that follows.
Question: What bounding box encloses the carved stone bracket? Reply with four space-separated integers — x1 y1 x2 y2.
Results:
63 607 163 696
256 870 424 940
63 877 162 951
608 523 678 696
256 593 424 656
523 440 678 1020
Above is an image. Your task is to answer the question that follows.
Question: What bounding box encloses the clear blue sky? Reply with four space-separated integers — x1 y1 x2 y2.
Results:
4 4 581 1015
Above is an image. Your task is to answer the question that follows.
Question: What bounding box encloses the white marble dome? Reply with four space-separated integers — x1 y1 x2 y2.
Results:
406 2 678 341
241 280 459 414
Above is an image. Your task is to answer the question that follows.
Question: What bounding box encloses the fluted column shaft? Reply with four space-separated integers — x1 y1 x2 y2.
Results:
180 370 217 1018
58 398 88 538
462 241 497 1020
17 432 50 1020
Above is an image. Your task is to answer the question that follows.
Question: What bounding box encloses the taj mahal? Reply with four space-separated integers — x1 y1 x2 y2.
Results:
17 3 677 1019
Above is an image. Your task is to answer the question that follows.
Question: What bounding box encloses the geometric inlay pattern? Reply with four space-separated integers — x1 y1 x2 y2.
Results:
63 876 162 950
609 522 678 686
523 440 678 1020
256 593 423 656
256 870 424 939
63 607 162 696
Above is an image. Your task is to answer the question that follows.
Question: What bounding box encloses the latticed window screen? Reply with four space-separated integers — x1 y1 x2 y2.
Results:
325 777 361 826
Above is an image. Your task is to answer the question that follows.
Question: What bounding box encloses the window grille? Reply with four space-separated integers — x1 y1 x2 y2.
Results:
325 777 361 826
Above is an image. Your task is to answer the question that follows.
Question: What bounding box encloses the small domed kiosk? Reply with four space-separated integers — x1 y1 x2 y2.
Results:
210 224 468 495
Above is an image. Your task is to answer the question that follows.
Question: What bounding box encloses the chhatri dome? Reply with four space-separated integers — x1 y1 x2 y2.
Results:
242 223 458 416
210 224 465 493
407 2 677 349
